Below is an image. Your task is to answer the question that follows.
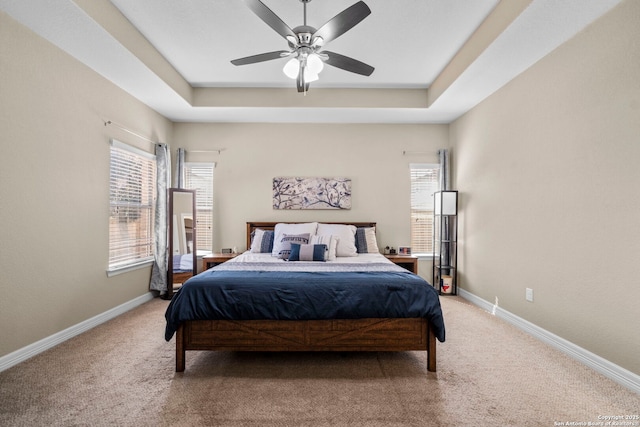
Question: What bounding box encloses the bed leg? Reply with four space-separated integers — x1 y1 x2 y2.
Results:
176 324 185 372
427 324 437 372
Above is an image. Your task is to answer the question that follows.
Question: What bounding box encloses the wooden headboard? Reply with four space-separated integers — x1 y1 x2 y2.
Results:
246 221 377 250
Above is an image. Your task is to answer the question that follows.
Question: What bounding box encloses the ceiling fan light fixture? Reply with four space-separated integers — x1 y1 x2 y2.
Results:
304 67 319 83
283 57 300 79
306 53 324 75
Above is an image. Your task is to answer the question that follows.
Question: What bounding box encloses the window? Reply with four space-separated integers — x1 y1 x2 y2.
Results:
184 162 215 252
410 164 440 255
108 140 156 272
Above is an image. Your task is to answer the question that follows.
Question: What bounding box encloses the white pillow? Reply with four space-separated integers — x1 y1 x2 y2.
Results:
310 234 339 261
316 223 357 257
271 222 318 257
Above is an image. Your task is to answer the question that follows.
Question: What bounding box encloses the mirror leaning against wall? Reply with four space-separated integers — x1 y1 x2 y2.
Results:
167 188 196 299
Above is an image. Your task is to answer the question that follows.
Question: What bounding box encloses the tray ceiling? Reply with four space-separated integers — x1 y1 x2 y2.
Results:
0 0 623 123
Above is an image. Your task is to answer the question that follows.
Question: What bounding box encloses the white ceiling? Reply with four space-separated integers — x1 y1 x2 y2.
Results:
0 0 623 123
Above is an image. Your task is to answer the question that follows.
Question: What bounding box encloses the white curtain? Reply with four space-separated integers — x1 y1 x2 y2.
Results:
175 148 186 189
149 143 171 294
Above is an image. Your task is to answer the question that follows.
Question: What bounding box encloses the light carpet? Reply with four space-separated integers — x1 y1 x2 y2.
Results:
0 296 637 426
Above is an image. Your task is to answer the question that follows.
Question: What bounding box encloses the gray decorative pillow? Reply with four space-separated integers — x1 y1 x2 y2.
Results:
276 233 310 259
271 222 318 257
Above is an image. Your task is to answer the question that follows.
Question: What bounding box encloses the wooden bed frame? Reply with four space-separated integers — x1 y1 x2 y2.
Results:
174 221 437 372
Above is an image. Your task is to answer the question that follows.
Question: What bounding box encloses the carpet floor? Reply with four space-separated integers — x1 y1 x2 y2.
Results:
0 296 637 426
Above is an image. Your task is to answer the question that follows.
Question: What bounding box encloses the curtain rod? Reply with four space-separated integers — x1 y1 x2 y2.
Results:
103 120 160 146
104 121 224 153
188 149 225 155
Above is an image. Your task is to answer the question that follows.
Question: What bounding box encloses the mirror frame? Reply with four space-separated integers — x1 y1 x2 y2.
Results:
167 188 196 299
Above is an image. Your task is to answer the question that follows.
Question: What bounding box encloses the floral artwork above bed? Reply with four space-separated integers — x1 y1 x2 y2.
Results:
273 177 352 210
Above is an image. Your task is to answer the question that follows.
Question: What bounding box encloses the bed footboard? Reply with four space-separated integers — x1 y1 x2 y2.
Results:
175 317 436 373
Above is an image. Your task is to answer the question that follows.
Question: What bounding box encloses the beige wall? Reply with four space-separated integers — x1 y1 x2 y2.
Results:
451 0 640 374
0 12 172 357
173 122 447 271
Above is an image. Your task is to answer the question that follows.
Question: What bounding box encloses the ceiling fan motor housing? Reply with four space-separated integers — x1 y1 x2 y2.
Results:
292 27 316 45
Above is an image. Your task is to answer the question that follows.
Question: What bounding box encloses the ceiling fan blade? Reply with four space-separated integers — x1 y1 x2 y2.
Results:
231 50 290 66
322 51 374 76
245 0 296 40
313 1 371 45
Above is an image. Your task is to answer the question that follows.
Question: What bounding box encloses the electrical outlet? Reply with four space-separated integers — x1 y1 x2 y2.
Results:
526 288 534 302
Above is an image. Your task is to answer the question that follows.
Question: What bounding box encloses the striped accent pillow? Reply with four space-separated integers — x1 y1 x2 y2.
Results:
288 244 328 261
310 234 338 261
250 229 274 253
355 227 379 254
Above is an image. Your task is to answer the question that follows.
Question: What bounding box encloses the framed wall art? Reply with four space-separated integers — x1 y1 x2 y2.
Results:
273 177 352 210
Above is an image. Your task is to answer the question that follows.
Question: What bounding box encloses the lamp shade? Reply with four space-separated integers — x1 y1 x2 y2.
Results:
283 58 299 79
435 191 457 215
306 53 324 74
304 68 319 82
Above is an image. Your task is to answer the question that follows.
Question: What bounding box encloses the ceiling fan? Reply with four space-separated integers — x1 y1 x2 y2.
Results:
231 0 375 93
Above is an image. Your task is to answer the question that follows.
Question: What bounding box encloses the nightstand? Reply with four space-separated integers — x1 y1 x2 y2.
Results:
385 255 418 274
202 253 238 271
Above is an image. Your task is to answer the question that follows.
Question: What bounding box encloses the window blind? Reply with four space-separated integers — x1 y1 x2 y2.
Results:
108 140 156 270
184 162 215 252
410 164 440 254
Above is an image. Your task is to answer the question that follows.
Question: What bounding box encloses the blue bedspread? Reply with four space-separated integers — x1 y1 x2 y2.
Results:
164 263 445 343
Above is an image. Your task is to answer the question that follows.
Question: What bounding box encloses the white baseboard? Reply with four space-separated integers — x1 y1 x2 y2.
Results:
457 288 640 395
0 292 155 373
